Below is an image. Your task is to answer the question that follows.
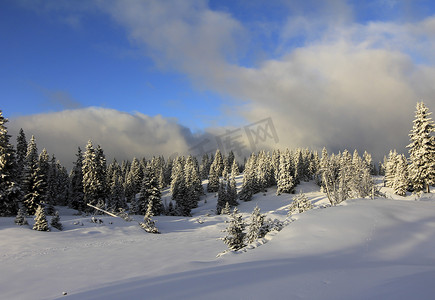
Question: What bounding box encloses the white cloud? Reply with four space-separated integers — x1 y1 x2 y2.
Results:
8 107 196 168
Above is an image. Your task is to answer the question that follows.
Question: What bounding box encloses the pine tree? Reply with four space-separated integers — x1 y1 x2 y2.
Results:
170 156 191 216
45 153 57 215
393 154 409 196
256 150 273 192
50 210 63 231
321 153 341 205
15 207 28 226
384 150 399 188
319 147 329 189
69 147 84 211
33 204 49 231
216 180 227 214
239 153 257 202
276 149 295 195
23 136 45 215
107 159 126 211
140 200 160 234
222 156 230 180
227 150 235 170
338 150 352 202
125 157 142 203
0 110 20 216
293 149 304 184
213 149 224 177
227 174 238 207
288 192 313 215
199 153 210 180
138 164 163 215
56 163 69 206
95 145 108 208
207 162 220 193
15 128 27 187
230 159 239 178
221 201 231 215
407 102 435 193
82 140 105 212
246 205 266 244
271 149 280 184
222 207 246 251
184 155 202 209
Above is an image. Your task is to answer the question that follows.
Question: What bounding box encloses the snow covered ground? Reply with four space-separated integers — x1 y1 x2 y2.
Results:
1 178 435 299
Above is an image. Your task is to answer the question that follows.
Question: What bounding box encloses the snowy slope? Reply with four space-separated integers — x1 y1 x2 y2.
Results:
1 180 435 299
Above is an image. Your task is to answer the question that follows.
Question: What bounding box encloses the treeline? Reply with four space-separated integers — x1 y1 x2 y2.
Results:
0 108 380 219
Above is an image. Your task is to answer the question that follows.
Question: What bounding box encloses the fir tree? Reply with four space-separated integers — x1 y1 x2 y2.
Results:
384 150 399 188
338 150 352 202
33 204 49 231
393 154 409 196
239 153 257 202
227 150 235 170
0 110 20 216
407 102 435 193
170 157 191 216
15 207 28 226
184 155 202 209
69 147 84 211
138 164 163 215
199 153 210 180
230 159 239 178
276 150 295 195
256 150 273 192
293 150 304 184
319 147 329 189
15 128 27 186
95 145 108 207
140 200 160 234
216 180 227 214
271 149 280 184
213 149 224 177
23 136 45 215
207 162 220 193
107 159 126 211
246 205 266 244
288 192 313 215
222 208 246 251
321 153 341 205
50 210 63 231
56 163 69 206
170 156 185 200
227 174 238 207
82 140 105 212
125 157 142 203
222 156 230 180
221 201 231 215
45 154 57 215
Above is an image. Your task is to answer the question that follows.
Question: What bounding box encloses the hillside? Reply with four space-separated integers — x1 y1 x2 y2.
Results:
1 179 435 299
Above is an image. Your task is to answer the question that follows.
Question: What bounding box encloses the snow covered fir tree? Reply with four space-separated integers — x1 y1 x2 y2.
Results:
0 110 20 216
33 204 49 231
407 102 435 193
222 208 246 251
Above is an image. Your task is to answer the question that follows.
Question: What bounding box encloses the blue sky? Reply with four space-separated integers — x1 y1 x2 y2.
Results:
0 1 237 130
2 0 435 164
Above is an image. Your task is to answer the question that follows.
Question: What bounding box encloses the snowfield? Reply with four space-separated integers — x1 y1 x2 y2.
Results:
1 179 435 300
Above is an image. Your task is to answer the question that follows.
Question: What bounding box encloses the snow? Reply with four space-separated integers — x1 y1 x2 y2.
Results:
1 178 435 299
